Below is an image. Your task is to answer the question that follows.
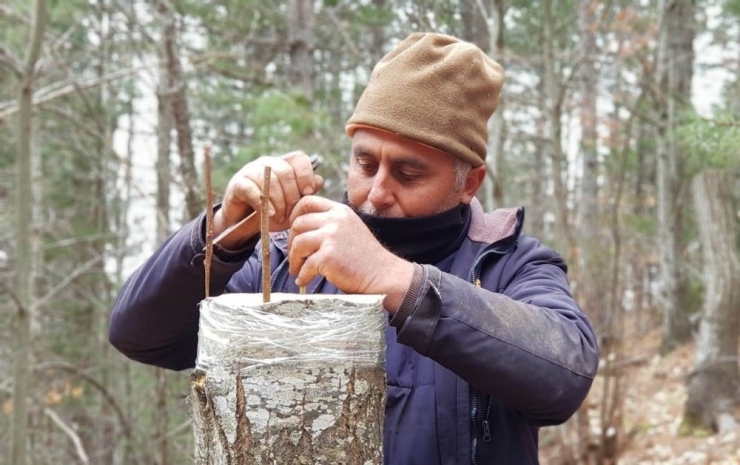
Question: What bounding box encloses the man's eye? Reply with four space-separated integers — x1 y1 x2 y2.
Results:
397 171 420 182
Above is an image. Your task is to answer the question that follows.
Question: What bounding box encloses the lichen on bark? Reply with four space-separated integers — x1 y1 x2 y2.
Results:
191 294 386 464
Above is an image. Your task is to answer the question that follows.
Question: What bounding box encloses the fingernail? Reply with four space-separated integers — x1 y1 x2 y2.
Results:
269 206 276 216
302 187 313 196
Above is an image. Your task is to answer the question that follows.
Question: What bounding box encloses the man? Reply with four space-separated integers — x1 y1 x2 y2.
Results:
110 33 599 464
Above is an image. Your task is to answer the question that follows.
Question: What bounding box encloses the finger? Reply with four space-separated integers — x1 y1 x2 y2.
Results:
289 195 335 223
313 174 324 194
295 252 323 287
225 176 274 219
269 160 303 223
287 212 329 250
283 151 317 196
245 161 292 223
288 229 323 277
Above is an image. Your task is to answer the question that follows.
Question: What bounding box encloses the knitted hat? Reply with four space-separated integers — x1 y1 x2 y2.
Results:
346 33 504 167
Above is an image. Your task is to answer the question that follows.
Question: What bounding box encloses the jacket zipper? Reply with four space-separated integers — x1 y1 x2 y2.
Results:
269 257 289 292
471 387 480 465
469 240 518 463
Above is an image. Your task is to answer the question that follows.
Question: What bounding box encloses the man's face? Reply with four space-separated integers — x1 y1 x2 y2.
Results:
346 128 473 218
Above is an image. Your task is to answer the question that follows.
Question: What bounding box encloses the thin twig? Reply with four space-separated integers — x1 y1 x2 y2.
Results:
261 167 272 303
204 146 214 298
44 408 90 465
0 280 27 317
34 361 138 465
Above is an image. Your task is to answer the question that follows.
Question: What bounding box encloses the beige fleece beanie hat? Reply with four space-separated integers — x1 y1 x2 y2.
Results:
346 32 504 167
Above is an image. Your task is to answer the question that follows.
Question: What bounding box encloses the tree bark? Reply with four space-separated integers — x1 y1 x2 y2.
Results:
191 294 386 464
543 0 576 255
655 0 695 353
681 170 740 435
12 1 47 464
90 4 116 463
529 75 548 240
156 32 173 244
155 28 173 463
288 0 314 101
159 0 201 220
370 0 388 62
579 0 599 225
486 0 506 210
462 0 506 211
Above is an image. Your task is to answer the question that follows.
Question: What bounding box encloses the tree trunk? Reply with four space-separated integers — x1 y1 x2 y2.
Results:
460 0 493 211
159 1 201 220
155 28 174 463
579 0 599 226
191 294 386 464
543 0 576 256
156 38 173 245
288 0 314 101
88 5 118 463
12 1 47 464
681 170 740 435
461 0 506 211
529 75 547 240
656 0 695 353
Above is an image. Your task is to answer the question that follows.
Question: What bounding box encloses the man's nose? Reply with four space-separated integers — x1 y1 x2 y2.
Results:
367 170 395 210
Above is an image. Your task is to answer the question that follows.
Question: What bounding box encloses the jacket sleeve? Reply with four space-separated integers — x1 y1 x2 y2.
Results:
108 212 259 370
390 236 599 426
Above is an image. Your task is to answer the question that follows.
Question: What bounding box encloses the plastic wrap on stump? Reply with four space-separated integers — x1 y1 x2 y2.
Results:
191 293 386 465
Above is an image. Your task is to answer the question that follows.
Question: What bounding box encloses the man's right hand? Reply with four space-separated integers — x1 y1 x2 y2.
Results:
212 152 324 249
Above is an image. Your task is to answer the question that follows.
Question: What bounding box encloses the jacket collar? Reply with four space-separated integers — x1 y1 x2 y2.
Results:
467 198 523 245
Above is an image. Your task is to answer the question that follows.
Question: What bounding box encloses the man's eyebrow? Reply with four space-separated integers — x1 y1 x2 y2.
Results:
352 145 376 158
352 145 429 169
392 156 428 170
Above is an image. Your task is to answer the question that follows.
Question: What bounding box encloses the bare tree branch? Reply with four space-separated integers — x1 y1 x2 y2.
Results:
31 255 103 312
0 46 23 77
325 9 362 58
0 280 27 317
0 4 31 26
43 408 90 465
202 62 275 86
0 65 149 121
34 361 137 462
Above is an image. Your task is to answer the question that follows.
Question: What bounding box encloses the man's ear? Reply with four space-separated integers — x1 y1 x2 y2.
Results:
460 166 486 204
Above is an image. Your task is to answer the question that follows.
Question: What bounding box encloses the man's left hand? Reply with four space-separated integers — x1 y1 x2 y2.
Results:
287 196 414 313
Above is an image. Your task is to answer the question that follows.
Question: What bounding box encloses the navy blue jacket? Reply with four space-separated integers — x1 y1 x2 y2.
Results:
109 199 599 464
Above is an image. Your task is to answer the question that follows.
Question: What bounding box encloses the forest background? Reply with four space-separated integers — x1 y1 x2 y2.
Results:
1 0 740 464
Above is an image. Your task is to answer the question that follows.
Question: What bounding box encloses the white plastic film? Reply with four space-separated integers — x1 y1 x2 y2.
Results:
196 293 385 373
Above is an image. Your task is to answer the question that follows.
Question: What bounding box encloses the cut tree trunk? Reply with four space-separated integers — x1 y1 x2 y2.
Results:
191 294 386 464
681 170 740 435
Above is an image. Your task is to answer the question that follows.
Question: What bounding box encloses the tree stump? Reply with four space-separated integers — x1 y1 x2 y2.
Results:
191 293 386 465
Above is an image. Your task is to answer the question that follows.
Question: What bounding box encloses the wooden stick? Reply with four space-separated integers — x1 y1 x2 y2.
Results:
204 146 214 298
261 166 272 303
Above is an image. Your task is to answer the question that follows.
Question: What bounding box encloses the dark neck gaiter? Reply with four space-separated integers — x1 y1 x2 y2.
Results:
343 193 471 265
